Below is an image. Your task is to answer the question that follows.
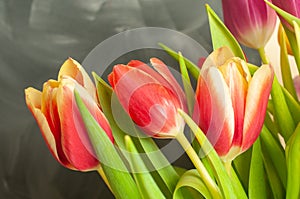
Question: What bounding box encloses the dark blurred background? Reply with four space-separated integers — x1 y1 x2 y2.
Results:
0 0 225 198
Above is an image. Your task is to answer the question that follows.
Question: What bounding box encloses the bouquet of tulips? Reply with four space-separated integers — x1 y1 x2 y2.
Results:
24 0 300 198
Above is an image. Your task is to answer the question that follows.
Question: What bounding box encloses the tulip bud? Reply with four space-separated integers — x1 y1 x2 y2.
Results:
108 58 186 138
194 47 274 162
272 0 300 30
222 0 277 49
25 58 113 171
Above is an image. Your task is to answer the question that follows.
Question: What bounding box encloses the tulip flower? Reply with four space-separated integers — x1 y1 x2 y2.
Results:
25 58 113 171
108 58 186 138
272 0 300 30
194 47 274 162
222 0 277 49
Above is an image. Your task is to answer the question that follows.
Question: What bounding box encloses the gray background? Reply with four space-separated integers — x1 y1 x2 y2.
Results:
0 1 251 198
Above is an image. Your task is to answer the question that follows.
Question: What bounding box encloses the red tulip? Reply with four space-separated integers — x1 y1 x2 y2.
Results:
272 0 300 30
108 58 186 138
25 58 113 171
194 47 274 161
222 0 277 49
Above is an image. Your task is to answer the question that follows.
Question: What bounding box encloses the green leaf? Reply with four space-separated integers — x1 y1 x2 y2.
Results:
270 76 295 141
285 123 300 199
74 90 141 199
284 27 300 73
248 138 267 199
93 73 180 194
278 25 297 99
247 63 259 75
233 148 252 192
229 166 248 199
158 43 200 79
173 169 212 199
206 4 245 60
261 140 285 199
178 52 194 115
125 135 166 199
260 126 287 189
281 86 300 127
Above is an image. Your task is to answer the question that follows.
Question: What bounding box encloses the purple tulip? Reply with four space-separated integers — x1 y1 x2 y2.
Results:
222 0 277 49
272 0 300 30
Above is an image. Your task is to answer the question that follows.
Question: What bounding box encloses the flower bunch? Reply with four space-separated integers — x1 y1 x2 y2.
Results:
25 0 300 198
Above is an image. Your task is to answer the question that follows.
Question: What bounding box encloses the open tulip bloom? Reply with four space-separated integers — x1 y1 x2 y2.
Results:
194 47 274 162
24 2 300 199
25 58 113 171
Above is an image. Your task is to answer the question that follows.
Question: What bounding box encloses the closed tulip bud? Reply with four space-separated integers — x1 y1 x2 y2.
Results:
272 0 300 30
25 58 113 171
194 47 274 162
222 0 277 49
108 58 186 138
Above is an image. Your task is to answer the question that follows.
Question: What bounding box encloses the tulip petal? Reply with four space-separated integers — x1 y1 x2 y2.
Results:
196 67 235 156
150 58 187 111
201 46 235 71
111 65 161 111
127 60 174 93
128 83 182 137
57 78 101 171
25 88 73 168
242 64 274 151
58 58 96 99
218 59 248 149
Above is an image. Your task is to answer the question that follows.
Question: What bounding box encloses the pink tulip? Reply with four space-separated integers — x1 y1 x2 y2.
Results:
272 0 300 30
108 58 186 138
222 0 277 49
194 47 274 161
25 58 113 171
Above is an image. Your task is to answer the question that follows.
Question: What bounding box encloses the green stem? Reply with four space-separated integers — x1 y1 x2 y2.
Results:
258 47 269 64
176 132 223 199
223 161 232 177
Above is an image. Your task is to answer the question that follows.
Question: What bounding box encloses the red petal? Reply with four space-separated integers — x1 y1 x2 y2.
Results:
150 58 187 111
58 58 96 100
196 67 235 156
25 87 73 169
128 83 181 137
57 78 100 171
219 60 248 149
112 65 160 112
242 64 274 151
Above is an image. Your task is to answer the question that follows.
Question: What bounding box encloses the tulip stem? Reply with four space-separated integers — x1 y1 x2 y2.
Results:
258 47 269 64
97 167 113 193
223 161 232 176
176 132 223 199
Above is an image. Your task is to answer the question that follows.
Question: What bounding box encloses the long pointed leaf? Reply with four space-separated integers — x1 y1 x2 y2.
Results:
74 90 141 199
159 43 200 79
206 4 245 60
93 73 180 193
261 126 287 189
249 138 267 199
173 169 212 199
270 76 295 141
125 136 166 199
